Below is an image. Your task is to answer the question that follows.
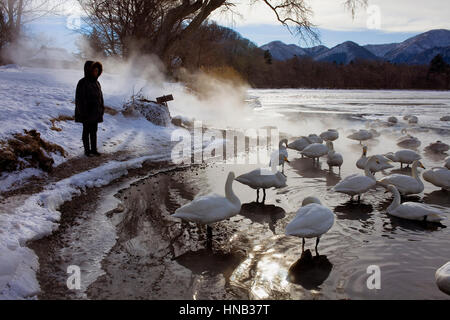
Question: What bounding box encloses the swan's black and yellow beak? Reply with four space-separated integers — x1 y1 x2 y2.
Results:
284 157 290 163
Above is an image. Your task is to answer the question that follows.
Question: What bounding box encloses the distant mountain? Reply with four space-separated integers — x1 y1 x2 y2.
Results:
364 43 399 58
314 41 379 64
384 29 450 64
260 41 308 61
260 29 450 65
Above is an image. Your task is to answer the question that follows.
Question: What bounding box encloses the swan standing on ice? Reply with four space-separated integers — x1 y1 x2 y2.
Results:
326 141 343 173
385 149 421 168
301 143 329 165
423 167 450 191
347 129 373 144
285 197 335 255
320 129 339 142
269 139 289 174
384 185 445 222
378 160 426 196
333 156 379 202
356 146 393 173
235 154 287 203
436 262 450 295
172 172 241 247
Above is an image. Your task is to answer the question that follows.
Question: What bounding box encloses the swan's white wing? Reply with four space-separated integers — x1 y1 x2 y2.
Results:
390 202 446 222
378 174 420 193
173 194 239 224
236 169 286 189
334 175 375 194
286 204 334 238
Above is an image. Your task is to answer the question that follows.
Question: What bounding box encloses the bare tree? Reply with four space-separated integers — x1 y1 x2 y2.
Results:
78 0 366 61
0 0 64 53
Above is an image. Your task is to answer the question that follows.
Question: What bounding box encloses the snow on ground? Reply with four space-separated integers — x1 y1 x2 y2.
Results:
0 65 187 299
0 155 161 299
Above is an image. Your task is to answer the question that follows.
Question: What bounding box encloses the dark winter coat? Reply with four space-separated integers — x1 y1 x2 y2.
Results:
75 61 105 123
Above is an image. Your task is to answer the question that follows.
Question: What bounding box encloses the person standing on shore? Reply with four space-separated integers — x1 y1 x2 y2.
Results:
75 61 105 157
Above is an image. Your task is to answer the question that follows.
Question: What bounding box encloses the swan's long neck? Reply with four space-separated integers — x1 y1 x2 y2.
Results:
225 174 240 207
387 187 401 212
364 161 376 180
411 161 419 179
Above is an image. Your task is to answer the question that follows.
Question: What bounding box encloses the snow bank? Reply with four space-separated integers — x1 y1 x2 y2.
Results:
0 155 158 299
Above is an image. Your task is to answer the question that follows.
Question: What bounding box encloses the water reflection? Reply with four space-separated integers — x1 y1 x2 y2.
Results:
287 249 333 290
239 202 286 234
423 190 450 207
175 248 245 280
334 202 374 221
290 158 329 178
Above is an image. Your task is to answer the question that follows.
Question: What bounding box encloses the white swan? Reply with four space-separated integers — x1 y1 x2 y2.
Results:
288 137 312 156
235 154 287 203
356 146 393 173
301 143 329 164
347 129 373 144
397 134 421 149
408 115 418 124
173 171 241 245
307 134 323 144
333 156 379 201
270 139 289 173
378 160 425 195
285 197 334 255
326 141 343 173
445 157 450 170
436 262 450 295
320 129 339 142
369 128 380 138
384 185 445 222
423 167 450 191
385 149 421 168
425 141 450 153
387 116 398 124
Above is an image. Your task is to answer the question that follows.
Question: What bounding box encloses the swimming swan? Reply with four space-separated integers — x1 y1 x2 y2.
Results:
173 171 241 245
285 197 335 255
333 156 379 201
384 185 445 222
436 262 450 295
378 160 426 195
235 154 287 203
423 167 450 191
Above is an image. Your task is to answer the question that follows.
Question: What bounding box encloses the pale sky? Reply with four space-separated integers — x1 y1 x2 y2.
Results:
29 0 450 51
